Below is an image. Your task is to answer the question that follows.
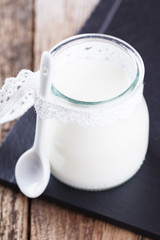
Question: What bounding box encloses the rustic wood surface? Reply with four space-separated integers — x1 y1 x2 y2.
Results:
0 0 32 239
0 0 153 239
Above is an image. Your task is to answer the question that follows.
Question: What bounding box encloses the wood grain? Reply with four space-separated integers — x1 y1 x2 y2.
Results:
33 0 100 70
31 0 152 239
0 189 28 240
31 199 151 240
0 0 33 239
0 0 34 139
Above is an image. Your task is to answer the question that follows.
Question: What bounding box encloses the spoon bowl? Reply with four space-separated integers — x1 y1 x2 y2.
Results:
15 148 50 198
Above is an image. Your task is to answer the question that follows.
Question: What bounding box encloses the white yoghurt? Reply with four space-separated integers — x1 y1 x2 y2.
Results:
45 58 149 190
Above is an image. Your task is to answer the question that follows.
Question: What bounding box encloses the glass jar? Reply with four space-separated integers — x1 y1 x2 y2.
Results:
44 34 149 190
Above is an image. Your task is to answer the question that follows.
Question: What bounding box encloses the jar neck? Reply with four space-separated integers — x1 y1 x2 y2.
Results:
50 34 144 107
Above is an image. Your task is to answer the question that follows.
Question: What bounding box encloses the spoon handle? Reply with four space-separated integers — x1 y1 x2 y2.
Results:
39 51 52 98
34 52 52 152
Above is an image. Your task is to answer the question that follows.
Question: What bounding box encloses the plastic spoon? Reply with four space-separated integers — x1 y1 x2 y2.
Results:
15 51 52 198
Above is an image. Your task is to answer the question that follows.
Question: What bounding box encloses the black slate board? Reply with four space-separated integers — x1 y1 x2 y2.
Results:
1 0 160 238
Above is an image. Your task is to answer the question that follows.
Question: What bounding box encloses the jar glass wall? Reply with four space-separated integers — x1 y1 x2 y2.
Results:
44 34 149 190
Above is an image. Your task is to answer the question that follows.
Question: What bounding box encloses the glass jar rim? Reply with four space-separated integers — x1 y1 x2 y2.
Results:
50 33 144 106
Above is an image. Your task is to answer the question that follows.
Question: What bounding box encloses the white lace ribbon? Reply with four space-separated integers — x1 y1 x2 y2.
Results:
34 86 143 127
0 70 39 124
0 69 143 127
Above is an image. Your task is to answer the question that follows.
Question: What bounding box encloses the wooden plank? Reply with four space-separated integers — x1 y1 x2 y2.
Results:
0 189 28 240
33 0 100 70
0 0 33 139
0 0 33 239
31 0 152 239
31 199 151 240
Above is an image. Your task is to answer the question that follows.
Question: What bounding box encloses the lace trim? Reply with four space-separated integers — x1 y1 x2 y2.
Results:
34 86 143 127
0 69 143 127
0 70 39 124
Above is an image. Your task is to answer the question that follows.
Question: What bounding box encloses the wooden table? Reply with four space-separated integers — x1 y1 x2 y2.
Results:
0 0 153 239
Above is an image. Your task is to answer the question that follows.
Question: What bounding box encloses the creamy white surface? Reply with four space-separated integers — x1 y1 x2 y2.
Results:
53 60 130 102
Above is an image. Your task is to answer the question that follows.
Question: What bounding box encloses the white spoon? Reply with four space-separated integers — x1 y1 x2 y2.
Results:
15 51 52 198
